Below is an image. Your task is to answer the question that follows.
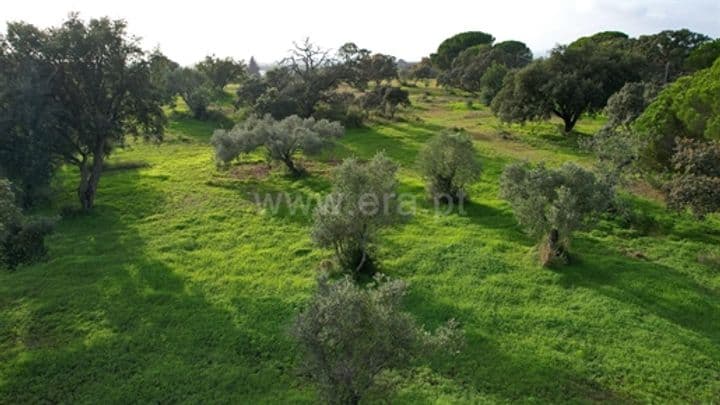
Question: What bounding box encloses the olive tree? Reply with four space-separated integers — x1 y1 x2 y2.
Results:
211 115 344 176
604 82 659 131
311 153 399 274
665 139 720 219
418 132 482 202
500 162 612 266
292 273 461 405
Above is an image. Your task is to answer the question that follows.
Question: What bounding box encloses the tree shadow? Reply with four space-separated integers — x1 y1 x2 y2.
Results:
402 284 630 403
0 169 313 403
205 173 329 226
556 236 720 343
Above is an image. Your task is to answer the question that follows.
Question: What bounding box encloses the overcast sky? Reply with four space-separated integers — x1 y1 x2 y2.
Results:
2 0 719 65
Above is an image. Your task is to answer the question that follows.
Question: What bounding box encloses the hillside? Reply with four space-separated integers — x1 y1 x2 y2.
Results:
1 84 719 403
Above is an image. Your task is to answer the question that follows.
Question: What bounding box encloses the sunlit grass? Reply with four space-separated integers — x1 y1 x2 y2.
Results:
1 84 718 403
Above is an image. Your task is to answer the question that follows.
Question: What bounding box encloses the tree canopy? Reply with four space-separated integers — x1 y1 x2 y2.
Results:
311 153 399 274
0 15 166 210
492 40 642 132
635 29 710 84
431 31 495 70
197 55 246 90
211 114 344 176
634 57 720 170
500 162 613 265
292 274 461 404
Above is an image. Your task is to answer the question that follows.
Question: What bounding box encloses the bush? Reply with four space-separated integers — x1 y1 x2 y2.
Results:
313 93 366 128
211 115 344 176
604 82 659 131
417 132 482 202
1 218 54 269
500 162 613 266
311 153 399 274
292 273 462 405
361 86 410 119
0 179 53 269
665 139 720 218
168 67 215 119
580 127 643 188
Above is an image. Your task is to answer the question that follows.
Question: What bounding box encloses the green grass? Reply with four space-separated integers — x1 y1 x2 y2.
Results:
1 86 719 403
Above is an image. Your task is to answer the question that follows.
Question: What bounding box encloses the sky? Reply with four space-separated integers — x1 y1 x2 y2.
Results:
1 0 719 66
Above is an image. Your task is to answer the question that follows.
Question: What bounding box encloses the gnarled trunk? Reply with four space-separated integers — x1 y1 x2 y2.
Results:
77 141 106 210
541 228 568 266
562 116 578 133
281 155 302 177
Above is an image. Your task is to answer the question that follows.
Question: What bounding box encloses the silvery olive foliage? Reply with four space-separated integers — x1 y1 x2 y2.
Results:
292 273 462 405
604 82 659 131
500 162 613 265
211 115 344 175
311 153 400 274
417 131 482 202
665 139 720 219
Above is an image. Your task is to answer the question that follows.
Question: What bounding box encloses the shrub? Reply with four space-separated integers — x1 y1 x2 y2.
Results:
665 138 720 218
500 162 613 266
0 179 53 269
311 153 399 274
211 115 344 176
1 218 54 269
168 67 214 119
604 82 659 131
417 132 482 202
313 93 366 128
580 127 643 188
362 86 410 118
292 273 462 405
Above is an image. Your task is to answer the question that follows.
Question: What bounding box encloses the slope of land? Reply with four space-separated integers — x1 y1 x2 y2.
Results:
1 85 719 403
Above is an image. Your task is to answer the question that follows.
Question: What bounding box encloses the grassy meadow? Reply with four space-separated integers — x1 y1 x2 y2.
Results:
1 83 719 403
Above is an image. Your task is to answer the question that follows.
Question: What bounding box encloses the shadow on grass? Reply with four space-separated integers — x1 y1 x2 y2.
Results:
403 282 629 402
205 171 331 226
166 110 234 143
557 237 720 343
0 170 311 403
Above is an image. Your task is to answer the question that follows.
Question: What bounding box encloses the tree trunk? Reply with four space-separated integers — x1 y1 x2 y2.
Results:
542 228 568 266
281 155 302 177
77 142 106 210
562 116 576 133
